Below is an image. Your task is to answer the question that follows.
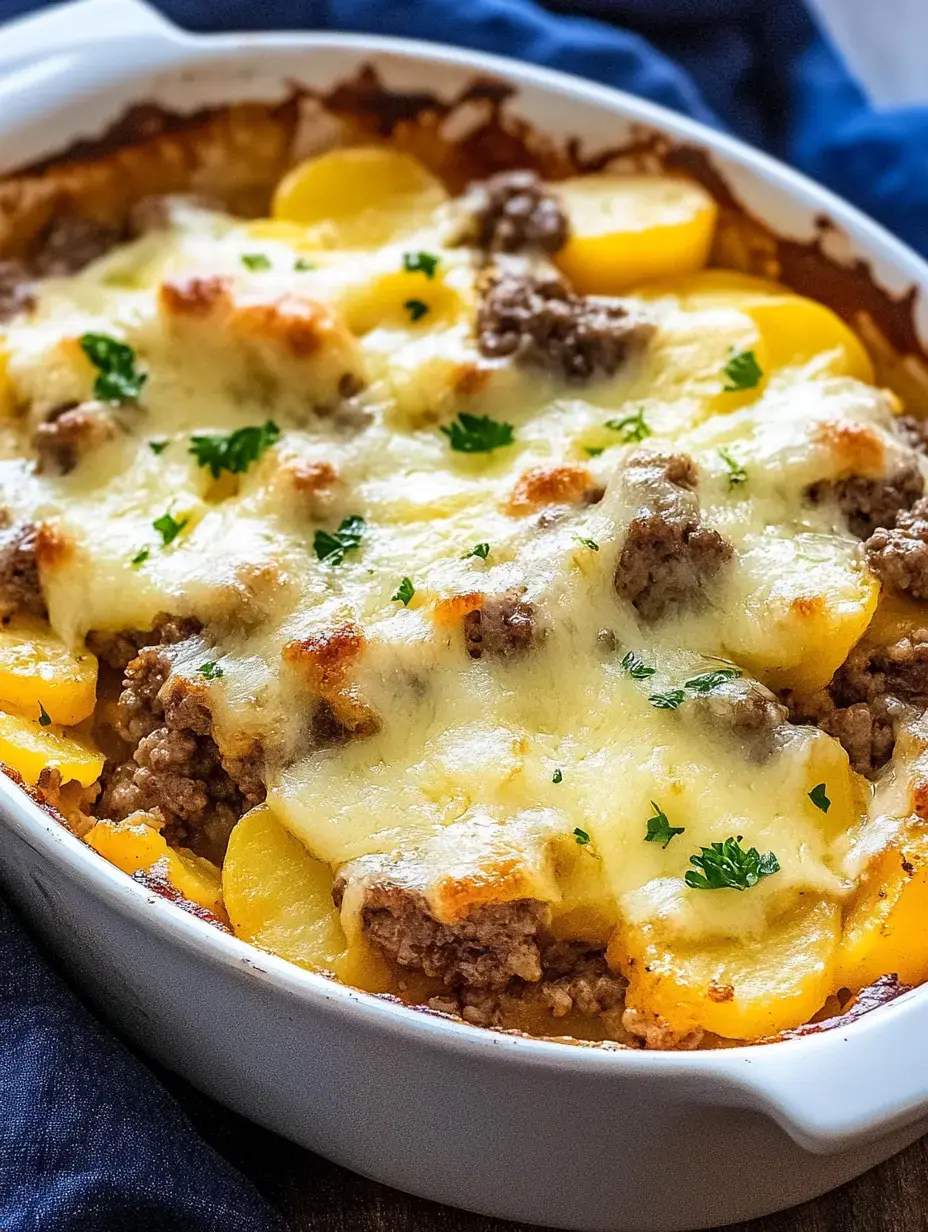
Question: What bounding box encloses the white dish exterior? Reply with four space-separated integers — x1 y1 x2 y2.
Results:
1 3 928 1228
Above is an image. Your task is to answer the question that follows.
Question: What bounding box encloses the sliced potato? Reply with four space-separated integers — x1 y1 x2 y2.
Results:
555 174 717 294
341 268 463 336
614 897 841 1040
0 619 97 726
0 709 103 787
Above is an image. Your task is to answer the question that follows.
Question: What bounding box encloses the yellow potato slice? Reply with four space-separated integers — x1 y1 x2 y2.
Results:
555 174 718 294
0 709 103 787
0 345 16 416
615 897 841 1040
85 818 226 919
838 824 928 991
222 804 347 971
271 147 447 248
341 268 462 335
0 619 97 726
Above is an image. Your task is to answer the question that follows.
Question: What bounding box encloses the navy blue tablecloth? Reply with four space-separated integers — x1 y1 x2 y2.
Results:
0 2 926 1229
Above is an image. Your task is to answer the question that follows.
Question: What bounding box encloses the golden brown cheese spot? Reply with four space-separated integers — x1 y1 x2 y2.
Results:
815 418 886 477
271 458 340 516
434 858 541 921
453 363 494 399
283 622 366 694
34 523 74 572
159 274 231 317
791 594 826 619
506 464 601 515
432 592 484 629
232 294 335 359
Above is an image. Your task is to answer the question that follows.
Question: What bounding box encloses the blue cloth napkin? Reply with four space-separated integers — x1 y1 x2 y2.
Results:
0 2 926 1229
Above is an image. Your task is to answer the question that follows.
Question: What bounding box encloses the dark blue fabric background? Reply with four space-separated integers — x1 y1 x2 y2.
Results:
0 2 926 1229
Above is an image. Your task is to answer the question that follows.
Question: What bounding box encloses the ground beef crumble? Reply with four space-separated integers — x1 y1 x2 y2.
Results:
808 462 924 539
457 170 569 256
691 677 789 760
864 496 928 599
0 519 46 621
32 402 117 476
462 588 538 660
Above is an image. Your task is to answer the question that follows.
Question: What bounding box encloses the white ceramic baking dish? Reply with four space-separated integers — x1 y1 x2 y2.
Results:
2 3 928 1228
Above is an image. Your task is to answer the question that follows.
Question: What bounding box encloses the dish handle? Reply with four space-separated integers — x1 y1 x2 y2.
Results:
0 0 180 73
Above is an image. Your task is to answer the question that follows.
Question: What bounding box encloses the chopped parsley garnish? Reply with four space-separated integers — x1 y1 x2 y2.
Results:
462 542 491 561
552 768 563 784
404 298 429 323
574 536 599 552
153 512 188 546
809 783 831 813
718 447 747 489
605 408 651 443
722 348 763 392
441 412 515 454
585 446 605 457
241 253 271 271
573 827 591 847
314 514 365 566
402 251 439 279
148 439 169 455
621 651 656 680
684 668 741 694
189 420 281 479
392 576 415 606
685 835 780 891
37 701 52 728
130 547 150 567
197 661 224 681
644 801 685 849
648 689 686 710
79 332 147 403
294 257 315 271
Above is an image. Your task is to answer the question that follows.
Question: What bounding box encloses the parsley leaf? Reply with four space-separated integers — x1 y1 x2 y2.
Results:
314 514 365 566
462 542 491 561
574 536 599 552
404 298 429 323
621 651 656 680
241 253 271 271
37 701 52 728
79 332 147 403
441 413 515 454
294 257 315 271
552 768 563 784
402 251 439 279
809 783 831 813
684 668 741 694
153 512 188 546
148 439 169 455
392 576 415 606
585 446 605 457
573 827 591 846
648 689 686 710
197 661 224 680
722 348 763 392
605 408 651 443
718 447 747 489
644 801 685 849
189 420 281 479
685 835 780 891
130 547 150 567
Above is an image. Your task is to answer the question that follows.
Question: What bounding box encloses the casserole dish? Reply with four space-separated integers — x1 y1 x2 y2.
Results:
2 2 928 1226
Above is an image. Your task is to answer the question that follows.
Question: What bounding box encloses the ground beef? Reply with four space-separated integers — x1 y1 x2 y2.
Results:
896 415 928 455
785 628 928 775
29 214 123 277
864 496 928 599
361 886 548 991
691 677 789 759
614 452 733 622
477 269 653 383
457 170 568 256
463 589 538 659
0 520 45 621
536 942 626 1019
32 402 116 475
808 463 924 539
0 260 34 322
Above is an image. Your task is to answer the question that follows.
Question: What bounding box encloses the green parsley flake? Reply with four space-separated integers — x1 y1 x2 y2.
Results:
684 668 741 694
197 661 224 681
621 651 656 680
153 512 188 546
648 689 686 710
241 253 272 271
404 298 429 323
585 446 606 457
314 515 365 566
644 801 685 849
574 536 599 552
573 827 591 847
605 408 651 443
441 413 515 454
402 251 439 279
718 447 747 489
294 257 315 271
462 542 491 561
685 835 780 891
79 333 147 403
392 576 415 606
37 701 52 728
809 783 831 813
148 439 169 455
130 547 150 568
552 768 563 784
189 421 281 479
722 348 763 392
